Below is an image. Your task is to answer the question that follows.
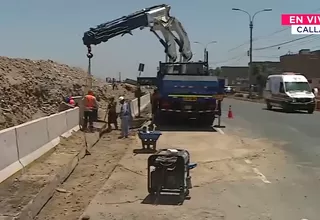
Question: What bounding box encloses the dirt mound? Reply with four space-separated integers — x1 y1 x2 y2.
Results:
0 56 135 130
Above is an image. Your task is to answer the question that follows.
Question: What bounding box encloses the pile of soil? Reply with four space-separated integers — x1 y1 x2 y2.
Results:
0 56 135 130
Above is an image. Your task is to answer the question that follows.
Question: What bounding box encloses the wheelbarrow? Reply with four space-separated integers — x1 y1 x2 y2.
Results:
137 130 162 151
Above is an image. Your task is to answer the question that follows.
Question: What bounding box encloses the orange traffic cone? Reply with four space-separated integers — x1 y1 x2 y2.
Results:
228 105 233 119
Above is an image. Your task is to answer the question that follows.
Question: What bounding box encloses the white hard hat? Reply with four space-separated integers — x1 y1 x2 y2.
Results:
118 96 124 101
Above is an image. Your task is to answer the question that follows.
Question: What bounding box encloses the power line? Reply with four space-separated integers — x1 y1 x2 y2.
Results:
209 53 247 65
276 36 320 49
253 35 315 51
227 7 320 52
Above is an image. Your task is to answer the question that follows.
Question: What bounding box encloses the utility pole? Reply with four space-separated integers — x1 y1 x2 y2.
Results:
232 8 272 97
118 72 121 82
194 40 217 61
194 41 217 73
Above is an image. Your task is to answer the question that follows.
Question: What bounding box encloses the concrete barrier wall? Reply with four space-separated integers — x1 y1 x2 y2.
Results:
66 107 80 131
130 99 138 117
47 111 68 141
0 127 21 183
16 117 50 161
0 107 80 183
141 93 150 110
0 93 151 183
130 93 150 117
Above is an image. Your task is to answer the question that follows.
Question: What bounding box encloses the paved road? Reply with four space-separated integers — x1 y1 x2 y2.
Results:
217 98 320 219
222 98 320 168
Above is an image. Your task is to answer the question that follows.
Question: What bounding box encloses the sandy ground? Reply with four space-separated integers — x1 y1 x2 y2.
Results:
34 132 133 220
33 107 151 220
0 131 98 217
79 127 287 220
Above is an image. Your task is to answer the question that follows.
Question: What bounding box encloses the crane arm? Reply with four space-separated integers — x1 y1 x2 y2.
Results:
167 18 193 62
82 4 178 62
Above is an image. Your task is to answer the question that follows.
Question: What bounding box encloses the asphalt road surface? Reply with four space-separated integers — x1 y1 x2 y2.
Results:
222 98 320 167
218 98 320 219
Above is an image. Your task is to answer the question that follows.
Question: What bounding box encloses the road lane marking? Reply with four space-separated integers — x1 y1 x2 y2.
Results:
215 128 225 134
244 159 271 184
288 126 300 133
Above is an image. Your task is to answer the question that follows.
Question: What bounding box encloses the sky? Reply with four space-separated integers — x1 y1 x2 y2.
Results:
0 0 319 80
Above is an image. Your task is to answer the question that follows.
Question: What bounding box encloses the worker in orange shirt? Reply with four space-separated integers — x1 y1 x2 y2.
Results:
83 90 98 131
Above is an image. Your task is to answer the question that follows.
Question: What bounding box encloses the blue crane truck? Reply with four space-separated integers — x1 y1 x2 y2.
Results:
138 61 225 126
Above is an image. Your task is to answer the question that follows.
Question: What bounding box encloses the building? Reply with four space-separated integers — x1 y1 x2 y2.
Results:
220 66 248 86
251 61 282 76
280 49 320 88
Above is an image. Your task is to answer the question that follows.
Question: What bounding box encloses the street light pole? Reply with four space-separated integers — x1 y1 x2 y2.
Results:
194 40 217 62
232 8 272 97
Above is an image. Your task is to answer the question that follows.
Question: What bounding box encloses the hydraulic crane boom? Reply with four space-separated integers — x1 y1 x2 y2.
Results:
82 4 193 63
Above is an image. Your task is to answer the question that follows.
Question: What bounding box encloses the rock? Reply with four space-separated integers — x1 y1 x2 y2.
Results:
81 214 90 220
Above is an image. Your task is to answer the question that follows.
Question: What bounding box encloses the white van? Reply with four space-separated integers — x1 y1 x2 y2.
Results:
263 73 315 113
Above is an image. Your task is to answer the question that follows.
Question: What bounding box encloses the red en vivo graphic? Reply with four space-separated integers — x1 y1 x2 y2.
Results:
281 14 320 34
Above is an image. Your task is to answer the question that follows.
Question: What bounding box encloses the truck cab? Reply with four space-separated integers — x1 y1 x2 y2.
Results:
263 72 315 113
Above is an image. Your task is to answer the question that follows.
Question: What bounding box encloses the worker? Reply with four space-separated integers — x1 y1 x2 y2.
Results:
69 97 75 106
83 90 98 131
151 88 159 123
112 78 117 90
107 96 118 130
118 96 130 138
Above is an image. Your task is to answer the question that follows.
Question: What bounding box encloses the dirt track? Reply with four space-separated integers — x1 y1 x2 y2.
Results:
34 131 132 220
35 106 151 220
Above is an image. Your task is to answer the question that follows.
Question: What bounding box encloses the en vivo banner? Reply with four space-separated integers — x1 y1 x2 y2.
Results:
281 14 320 35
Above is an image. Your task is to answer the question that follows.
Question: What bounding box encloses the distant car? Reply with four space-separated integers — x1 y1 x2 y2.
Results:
224 86 234 94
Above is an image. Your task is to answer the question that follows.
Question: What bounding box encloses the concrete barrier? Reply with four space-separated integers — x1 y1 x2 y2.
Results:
140 93 150 110
0 107 80 183
0 127 22 183
66 107 80 131
130 93 150 117
130 98 139 117
47 111 68 141
16 117 50 167
0 95 150 183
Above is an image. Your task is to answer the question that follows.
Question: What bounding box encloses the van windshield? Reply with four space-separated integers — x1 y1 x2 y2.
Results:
285 82 311 92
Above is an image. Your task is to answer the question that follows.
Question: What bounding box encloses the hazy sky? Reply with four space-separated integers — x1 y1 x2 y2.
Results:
1 0 319 79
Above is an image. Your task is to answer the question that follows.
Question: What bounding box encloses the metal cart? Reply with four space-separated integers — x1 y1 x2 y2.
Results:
138 130 162 150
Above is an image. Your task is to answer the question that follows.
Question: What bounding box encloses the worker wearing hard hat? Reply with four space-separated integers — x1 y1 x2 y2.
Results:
118 96 130 138
83 90 98 131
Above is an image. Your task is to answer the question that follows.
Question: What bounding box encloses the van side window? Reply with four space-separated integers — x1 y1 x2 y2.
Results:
279 82 285 93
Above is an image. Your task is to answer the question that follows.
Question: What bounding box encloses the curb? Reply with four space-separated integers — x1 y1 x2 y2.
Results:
10 128 103 220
